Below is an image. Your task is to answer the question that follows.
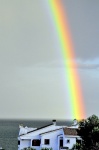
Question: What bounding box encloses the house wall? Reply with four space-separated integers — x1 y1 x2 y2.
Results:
31 135 41 150
57 135 63 150
63 136 76 149
19 139 31 150
41 129 63 150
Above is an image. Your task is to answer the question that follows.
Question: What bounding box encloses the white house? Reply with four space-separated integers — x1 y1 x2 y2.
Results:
18 120 81 150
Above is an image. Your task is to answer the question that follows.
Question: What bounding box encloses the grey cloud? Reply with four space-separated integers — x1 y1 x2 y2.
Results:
33 59 99 70
78 60 99 69
63 0 99 60
78 64 99 69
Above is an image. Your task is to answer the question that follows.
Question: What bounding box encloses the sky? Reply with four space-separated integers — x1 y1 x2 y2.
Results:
0 0 99 120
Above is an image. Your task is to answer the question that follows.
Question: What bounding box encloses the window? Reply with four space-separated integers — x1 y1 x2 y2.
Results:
44 139 50 145
32 139 40 146
67 139 70 143
18 140 20 145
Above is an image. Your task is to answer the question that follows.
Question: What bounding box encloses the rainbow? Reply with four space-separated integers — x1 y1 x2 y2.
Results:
48 0 85 120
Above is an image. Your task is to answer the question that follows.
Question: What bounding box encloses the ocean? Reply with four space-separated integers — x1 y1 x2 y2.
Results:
0 119 72 150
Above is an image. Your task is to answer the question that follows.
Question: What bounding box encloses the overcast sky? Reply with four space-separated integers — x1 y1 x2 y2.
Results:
0 0 99 120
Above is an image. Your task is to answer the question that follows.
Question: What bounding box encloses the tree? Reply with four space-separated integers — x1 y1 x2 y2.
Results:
77 114 99 150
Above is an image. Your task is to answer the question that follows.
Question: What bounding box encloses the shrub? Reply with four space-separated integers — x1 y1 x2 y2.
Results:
41 148 52 150
22 147 36 150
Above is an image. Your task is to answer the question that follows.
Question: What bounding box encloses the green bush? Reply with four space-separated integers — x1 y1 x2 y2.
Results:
22 147 36 150
41 148 52 150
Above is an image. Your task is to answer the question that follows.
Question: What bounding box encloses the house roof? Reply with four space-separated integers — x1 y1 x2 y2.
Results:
20 123 53 136
63 127 78 136
40 128 63 135
28 123 53 133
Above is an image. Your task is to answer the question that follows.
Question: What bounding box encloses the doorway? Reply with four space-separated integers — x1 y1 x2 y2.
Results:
59 139 63 148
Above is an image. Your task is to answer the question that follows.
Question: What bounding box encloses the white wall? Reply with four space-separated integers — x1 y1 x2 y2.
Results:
58 135 63 150
19 139 31 150
31 135 41 150
41 129 63 150
63 137 76 149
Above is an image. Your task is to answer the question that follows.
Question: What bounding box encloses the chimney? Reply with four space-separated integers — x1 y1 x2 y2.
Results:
52 120 56 125
19 124 23 128
72 119 78 125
